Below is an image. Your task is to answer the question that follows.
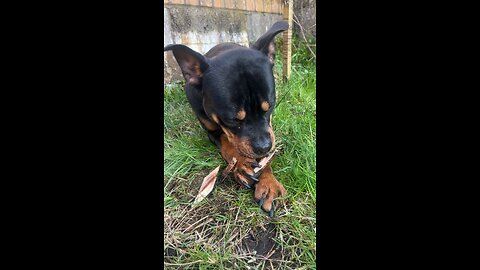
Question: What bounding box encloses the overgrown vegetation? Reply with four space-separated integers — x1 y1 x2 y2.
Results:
164 36 316 269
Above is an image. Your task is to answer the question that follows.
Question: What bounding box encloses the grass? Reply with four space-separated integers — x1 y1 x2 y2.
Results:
164 37 316 269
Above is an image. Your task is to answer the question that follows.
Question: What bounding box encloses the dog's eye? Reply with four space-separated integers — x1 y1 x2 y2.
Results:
219 117 239 128
234 117 245 124
225 118 242 129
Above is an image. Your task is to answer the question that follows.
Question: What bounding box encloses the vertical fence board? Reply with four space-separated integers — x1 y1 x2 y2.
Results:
282 0 293 80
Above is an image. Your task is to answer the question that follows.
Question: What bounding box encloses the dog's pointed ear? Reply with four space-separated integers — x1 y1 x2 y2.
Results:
164 44 209 86
250 21 289 64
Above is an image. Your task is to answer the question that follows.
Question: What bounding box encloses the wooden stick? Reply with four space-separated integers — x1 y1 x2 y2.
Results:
282 0 293 81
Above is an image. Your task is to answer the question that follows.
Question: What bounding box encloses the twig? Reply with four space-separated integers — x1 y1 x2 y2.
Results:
164 260 203 266
265 247 276 260
232 254 293 264
182 215 209 233
292 13 316 59
269 260 275 270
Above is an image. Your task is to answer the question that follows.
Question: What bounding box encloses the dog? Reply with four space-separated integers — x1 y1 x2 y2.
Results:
164 21 288 217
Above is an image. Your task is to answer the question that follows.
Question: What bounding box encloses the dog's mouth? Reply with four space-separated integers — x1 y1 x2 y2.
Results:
256 150 274 161
238 147 275 161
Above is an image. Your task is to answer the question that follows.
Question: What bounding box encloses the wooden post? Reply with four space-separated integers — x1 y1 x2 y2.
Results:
282 0 293 80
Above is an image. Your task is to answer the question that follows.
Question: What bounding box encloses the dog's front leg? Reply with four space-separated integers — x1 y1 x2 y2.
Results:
253 164 286 217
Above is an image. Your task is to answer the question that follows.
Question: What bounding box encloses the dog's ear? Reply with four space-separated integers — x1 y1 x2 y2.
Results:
250 21 289 64
164 44 209 86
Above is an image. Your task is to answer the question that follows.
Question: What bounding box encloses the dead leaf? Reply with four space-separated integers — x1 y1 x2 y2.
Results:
193 165 220 205
253 150 277 174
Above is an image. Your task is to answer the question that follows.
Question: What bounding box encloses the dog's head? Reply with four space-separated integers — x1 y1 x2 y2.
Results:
165 21 288 159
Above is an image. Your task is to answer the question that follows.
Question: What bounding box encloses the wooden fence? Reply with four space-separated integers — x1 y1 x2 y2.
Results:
164 0 293 79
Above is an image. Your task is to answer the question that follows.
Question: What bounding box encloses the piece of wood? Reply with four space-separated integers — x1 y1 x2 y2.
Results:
221 157 237 180
253 150 277 174
282 0 293 81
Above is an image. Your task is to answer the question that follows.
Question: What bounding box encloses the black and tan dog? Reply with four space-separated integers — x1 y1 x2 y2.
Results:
164 21 288 216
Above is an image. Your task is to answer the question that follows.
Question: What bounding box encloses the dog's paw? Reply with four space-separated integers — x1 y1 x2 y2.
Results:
254 171 286 217
232 157 261 189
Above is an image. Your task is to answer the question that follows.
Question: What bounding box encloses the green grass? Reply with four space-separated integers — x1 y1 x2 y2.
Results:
164 37 316 269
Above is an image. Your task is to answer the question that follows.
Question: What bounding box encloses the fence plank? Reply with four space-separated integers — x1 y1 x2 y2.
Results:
282 0 293 80
213 0 224 8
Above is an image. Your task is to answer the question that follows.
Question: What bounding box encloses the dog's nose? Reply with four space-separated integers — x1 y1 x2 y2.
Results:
252 137 272 156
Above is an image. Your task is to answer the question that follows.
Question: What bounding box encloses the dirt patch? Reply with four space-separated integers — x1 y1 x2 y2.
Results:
241 223 284 269
242 223 276 256
164 247 178 258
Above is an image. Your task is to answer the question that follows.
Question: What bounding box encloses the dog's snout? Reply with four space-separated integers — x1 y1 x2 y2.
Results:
252 135 272 156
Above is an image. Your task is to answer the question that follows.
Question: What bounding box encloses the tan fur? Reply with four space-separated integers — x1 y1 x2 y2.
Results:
236 109 246 120
261 101 270 112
